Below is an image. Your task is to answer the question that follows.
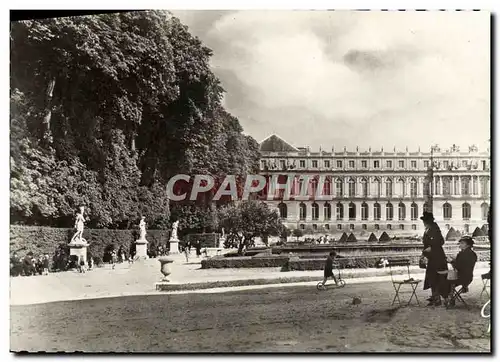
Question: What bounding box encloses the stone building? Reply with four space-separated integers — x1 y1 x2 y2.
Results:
258 134 490 238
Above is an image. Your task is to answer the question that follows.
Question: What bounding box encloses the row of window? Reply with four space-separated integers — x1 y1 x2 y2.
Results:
298 223 478 232
298 223 418 231
278 202 490 221
263 159 489 170
269 176 489 198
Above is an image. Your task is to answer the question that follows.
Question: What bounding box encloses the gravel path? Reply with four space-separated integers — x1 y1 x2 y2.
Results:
10 280 490 353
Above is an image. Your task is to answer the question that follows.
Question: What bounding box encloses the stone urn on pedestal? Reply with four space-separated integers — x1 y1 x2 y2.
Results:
158 256 174 282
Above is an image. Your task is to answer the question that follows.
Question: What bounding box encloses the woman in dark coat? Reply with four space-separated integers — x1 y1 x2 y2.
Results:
421 212 449 306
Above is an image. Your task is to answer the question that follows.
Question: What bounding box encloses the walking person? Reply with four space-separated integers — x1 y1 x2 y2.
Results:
183 242 189 263
195 239 202 258
321 251 339 287
420 212 449 306
111 249 117 269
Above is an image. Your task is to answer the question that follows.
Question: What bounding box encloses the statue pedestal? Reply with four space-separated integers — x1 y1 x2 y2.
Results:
135 238 148 260
169 238 179 254
69 239 89 265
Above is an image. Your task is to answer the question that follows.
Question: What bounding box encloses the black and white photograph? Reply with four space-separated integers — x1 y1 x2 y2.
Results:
9 8 491 353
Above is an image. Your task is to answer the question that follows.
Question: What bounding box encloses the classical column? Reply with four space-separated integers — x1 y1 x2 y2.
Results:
344 178 349 198
458 176 462 196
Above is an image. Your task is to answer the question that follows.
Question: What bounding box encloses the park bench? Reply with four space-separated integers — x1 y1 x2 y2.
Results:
387 257 420 307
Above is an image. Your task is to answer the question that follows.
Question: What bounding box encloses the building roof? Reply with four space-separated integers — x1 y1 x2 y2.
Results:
259 134 299 152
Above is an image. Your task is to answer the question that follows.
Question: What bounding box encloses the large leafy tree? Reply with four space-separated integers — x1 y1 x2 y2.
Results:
10 11 260 230
217 201 283 254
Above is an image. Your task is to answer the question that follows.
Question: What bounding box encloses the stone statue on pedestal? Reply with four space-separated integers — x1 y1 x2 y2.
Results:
70 206 87 245
171 220 180 241
169 220 180 254
135 216 149 259
69 206 89 265
139 216 147 240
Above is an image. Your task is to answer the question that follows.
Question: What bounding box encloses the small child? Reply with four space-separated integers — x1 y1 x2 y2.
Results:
42 254 50 275
321 251 339 287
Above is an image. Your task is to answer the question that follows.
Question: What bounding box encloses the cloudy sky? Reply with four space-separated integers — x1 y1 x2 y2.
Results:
172 10 490 152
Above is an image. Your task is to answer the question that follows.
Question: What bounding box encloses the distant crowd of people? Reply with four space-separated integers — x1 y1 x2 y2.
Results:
10 252 49 277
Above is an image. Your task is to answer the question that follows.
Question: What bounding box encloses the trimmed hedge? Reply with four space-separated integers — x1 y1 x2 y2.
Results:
285 250 491 271
201 255 289 269
10 225 169 269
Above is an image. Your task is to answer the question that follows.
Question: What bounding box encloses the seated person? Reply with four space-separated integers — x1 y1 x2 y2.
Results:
447 236 477 300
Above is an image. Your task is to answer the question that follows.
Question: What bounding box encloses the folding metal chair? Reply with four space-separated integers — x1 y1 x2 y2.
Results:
447 283 470 309
481 272 490 299
388 258 421 307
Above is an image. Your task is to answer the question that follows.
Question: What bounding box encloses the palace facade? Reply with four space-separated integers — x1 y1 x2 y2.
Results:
258 135 491 237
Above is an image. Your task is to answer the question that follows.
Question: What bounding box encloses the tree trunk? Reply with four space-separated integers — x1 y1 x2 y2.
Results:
42 77 56 146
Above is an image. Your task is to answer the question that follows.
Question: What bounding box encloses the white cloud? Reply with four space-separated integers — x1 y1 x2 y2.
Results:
175 10 490 151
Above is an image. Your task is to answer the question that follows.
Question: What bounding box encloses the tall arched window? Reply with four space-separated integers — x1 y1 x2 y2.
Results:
386 202 394 221
361 178 368 197
323 202 332 221
348 178 356 197
423 202 430 213
323 177 331 196
374 202 381 221
398 177 406 197
348 202 356 220
311 178 318 197
374 177 381 198
299 202 307 220
480 177 489 197
462 202 471 220
336 202 344 220
361 202 369 220
278 202 287 219
461 176 470 196
443 202 452 220
442 176 452 196
481 202 489 220
410 202 418 220
398 202 406 220
386 178 393 198
336 178 343 197
410 178 417 198
311 202 319 220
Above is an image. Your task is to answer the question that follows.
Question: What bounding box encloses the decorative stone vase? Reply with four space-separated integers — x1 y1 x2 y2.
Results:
158 257 174 282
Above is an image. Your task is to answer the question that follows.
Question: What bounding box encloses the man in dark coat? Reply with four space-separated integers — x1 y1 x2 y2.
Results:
450 236 477 288
420 211 448 306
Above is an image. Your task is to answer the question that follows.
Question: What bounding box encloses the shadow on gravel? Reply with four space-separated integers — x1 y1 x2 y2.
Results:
363 307 399 323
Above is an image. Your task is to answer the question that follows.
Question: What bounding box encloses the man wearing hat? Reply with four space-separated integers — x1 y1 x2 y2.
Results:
449 236 477 293
420 211 449 306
